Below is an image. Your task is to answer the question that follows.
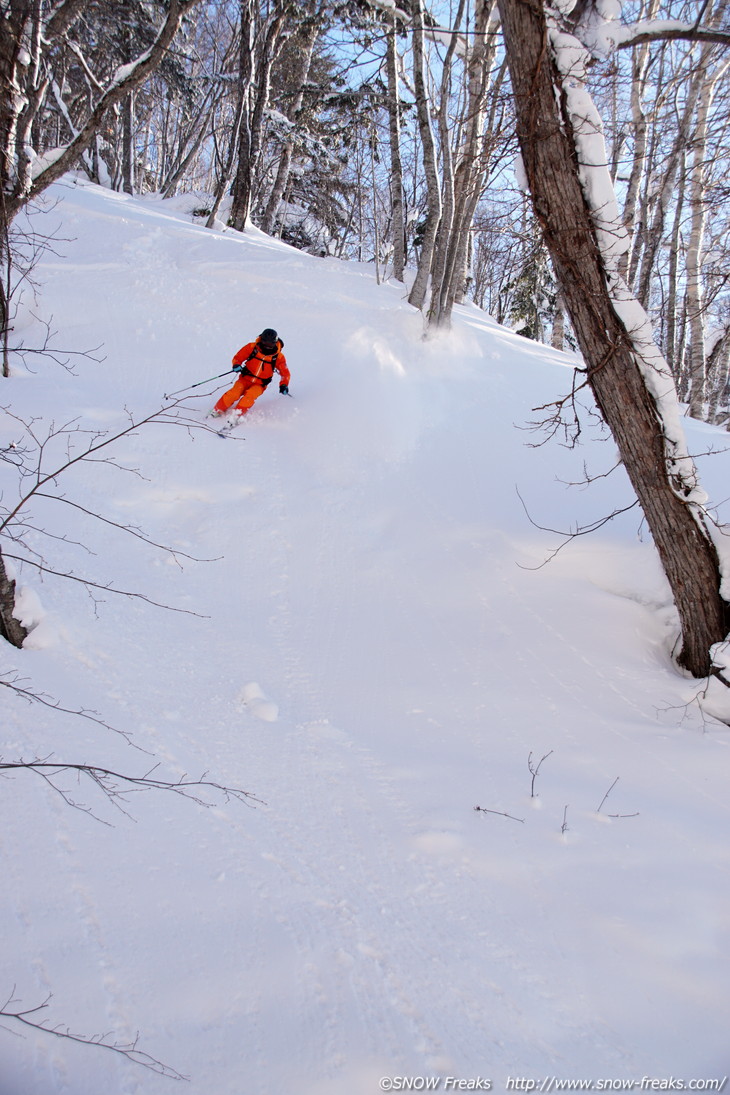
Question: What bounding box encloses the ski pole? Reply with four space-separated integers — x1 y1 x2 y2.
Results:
164 370 233 400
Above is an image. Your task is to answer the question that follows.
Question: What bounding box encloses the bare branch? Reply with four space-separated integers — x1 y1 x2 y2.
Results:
596 776 620 813
0 757 263 824
0 397 203 534
474 805 525 823
34 493 221 566
1 552 210 616
0 672 139 746
528 749 552 798
595 776 640 817
514 486 641 570
0 396 224 633
0 990 187 1080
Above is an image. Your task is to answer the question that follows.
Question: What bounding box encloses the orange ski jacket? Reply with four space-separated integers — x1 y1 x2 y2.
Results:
232 339 290 388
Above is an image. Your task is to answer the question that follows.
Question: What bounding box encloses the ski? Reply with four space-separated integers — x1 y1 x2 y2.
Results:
216 417 245 438
206 411 244 438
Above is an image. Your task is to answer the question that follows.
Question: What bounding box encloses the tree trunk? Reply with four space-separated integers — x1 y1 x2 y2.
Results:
497 0 728 678
427 0 466 323
686 54 730 418
551 293 565 351
0 1 31 200
617 0 660 283
430 2 501 328
664 164 685 378
206 85 248 229
384 7 406 282
162 90 217 198
407 0 442 312
707 326 730 424
634 12 729 308
121 91 135 194
229 2 285 232
260 5 321 236
0 550 27 647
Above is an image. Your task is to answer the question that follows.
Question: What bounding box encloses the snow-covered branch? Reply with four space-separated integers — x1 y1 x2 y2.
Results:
7 0 206 220
612 19 730 51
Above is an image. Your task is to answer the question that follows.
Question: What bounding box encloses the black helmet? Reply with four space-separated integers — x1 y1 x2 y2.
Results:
259 328 278 347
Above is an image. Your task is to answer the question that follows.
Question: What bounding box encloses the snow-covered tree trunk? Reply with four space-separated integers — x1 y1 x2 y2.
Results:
617 0 659 284
497 0 728 678
385 7 406 283
706 325 730 424
427 0 466 323
449 51 506 312
121 91 135 195
686 56 730 418
429 0 500 328
205 46 249 231
0 551 27 647
227 0 257 233
634 18 727 308
260 5 321 236
229 1 286 233
0 2 31 200
664 166 685 378
408 0 442 312
162 87 218 198
551 293 565 351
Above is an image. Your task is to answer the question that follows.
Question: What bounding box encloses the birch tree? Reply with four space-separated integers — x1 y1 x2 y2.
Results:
616 0 660 284
384 5 407 282
408 0 442 310
428 0 503 328
685 50 730 416
228 0 288 232
260 0 326 235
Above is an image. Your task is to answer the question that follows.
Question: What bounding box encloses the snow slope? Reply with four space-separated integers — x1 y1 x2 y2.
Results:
1 177 729 1095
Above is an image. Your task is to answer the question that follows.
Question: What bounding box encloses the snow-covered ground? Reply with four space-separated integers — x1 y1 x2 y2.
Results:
1 178 729 1095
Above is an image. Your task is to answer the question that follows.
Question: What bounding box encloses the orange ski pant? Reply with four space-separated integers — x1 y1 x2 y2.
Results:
214 375 267 415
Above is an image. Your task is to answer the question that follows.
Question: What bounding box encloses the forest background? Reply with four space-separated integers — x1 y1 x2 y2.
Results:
4 0 730 420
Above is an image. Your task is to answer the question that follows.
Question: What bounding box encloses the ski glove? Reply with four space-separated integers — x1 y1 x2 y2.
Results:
232 365 243 373
279 384 289 395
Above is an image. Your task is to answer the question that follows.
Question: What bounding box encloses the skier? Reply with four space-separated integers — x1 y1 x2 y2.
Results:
211 328 290 418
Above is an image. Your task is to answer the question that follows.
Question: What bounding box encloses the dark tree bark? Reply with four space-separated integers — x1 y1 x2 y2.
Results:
384 6 406 282
228 0 286 233
408 0 442 311
261 2 323 236
121 92 135 195
497 0 728 678
0 551 28 647
429 0 499 328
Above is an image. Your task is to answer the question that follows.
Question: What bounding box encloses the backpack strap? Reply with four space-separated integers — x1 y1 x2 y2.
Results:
239 341 280 386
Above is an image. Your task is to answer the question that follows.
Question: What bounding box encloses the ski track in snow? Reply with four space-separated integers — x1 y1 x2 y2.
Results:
101 429 632 1084
178 421 639 1082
